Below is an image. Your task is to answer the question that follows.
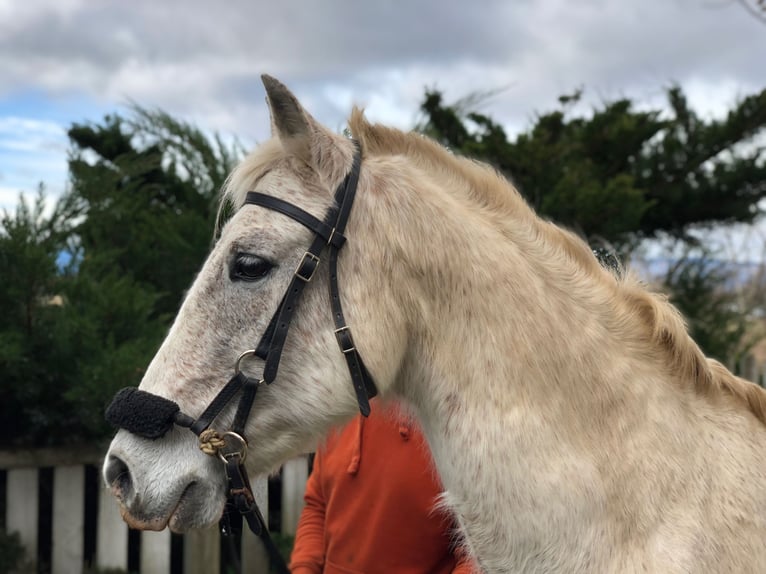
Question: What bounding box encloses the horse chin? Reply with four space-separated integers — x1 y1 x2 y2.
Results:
119 506 171 532
167 482 226 533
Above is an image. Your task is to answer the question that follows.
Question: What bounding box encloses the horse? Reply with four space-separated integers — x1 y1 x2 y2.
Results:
103 75 766 573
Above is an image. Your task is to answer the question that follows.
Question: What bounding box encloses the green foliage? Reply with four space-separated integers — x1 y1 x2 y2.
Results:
1 109 242 447
127 104 245 200
637 88 766 241
270 532 295 563
66 111 234 316
664 257 758 363
420 86 766 252
0 529 33 573
0 191 158 445
0 190 83 445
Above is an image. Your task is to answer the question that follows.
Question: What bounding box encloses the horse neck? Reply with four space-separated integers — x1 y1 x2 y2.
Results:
363 161 679 484
381 181 629 405
351 151 766 571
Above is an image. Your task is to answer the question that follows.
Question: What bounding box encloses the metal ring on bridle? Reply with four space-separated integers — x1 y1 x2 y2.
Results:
234 349 258 375
218 431 248 463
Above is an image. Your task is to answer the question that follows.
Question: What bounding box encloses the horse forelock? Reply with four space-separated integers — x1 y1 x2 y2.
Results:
216 139 286 232
217 130 356 236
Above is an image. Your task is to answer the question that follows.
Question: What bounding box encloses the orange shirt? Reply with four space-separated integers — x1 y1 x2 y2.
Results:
290 403 475 574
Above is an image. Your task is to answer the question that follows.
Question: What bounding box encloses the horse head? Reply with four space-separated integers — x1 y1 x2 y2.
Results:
103 76 407 532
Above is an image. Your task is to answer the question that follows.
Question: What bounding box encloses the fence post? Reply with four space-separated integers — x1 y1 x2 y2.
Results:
52 465 85 574
281 456 309 535
743 355 757 382
96 485 128 570
5 468 39 565
183 523 220 574
141 530 172 574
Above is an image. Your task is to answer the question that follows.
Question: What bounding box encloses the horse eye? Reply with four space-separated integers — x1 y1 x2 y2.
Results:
230 253 274 282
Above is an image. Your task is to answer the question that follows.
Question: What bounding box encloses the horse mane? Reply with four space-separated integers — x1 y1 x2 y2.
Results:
348 108 766 426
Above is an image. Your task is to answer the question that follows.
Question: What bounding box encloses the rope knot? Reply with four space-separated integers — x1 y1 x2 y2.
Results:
199 429 226 456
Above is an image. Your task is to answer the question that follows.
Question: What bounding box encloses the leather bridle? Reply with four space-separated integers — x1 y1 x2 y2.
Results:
105 143 377 572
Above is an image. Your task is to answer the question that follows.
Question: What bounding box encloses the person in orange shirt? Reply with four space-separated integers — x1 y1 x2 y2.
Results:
289 401 475 574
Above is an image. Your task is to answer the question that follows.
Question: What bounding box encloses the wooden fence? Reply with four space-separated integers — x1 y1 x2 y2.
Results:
736 355 766 387
1 446 310 574
2 359 763 573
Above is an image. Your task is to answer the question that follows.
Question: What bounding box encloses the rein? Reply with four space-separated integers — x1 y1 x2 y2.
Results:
105 144 377 573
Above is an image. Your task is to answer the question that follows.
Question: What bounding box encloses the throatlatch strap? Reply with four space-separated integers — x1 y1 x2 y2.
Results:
333 146 362 236
326 147 378 414
328 245 377 416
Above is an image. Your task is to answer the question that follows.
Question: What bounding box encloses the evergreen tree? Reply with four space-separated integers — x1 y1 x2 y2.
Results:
420 86 766 251
0 110 243 446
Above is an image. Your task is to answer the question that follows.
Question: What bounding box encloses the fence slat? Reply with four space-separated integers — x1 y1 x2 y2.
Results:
183 524 220 574
96 485 128 570
281 456 308 535
242 475 270 573
6 468 39 564
52 465 85 574
141 529 172 574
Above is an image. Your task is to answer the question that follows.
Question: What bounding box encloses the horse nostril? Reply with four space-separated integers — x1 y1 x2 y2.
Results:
104 454 133 499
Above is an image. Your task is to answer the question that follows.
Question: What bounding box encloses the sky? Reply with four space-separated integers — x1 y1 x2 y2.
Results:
1 0 765 258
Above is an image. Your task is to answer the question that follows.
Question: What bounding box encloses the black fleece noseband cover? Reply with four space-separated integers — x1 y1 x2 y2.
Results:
105 387 182 439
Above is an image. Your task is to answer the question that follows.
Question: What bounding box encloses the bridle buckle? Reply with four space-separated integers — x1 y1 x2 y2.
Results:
334 326 356 354
294 251 320 282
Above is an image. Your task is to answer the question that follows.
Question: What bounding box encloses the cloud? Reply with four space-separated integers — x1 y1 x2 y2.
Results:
1 0 765 216
2 0 764 137
0 117 67 152
0 116 68 211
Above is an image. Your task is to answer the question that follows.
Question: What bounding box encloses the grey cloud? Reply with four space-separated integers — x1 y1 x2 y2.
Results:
0 0 520 84
1 0 764 146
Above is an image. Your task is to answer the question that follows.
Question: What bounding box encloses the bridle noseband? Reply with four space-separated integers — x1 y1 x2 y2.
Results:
105 144 377 572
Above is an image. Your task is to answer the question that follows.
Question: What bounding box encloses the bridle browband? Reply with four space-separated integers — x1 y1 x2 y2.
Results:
105 143 377 573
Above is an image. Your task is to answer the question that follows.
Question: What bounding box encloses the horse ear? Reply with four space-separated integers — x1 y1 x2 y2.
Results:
265 96 278 137
262 75 307 139
262 74 324 165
